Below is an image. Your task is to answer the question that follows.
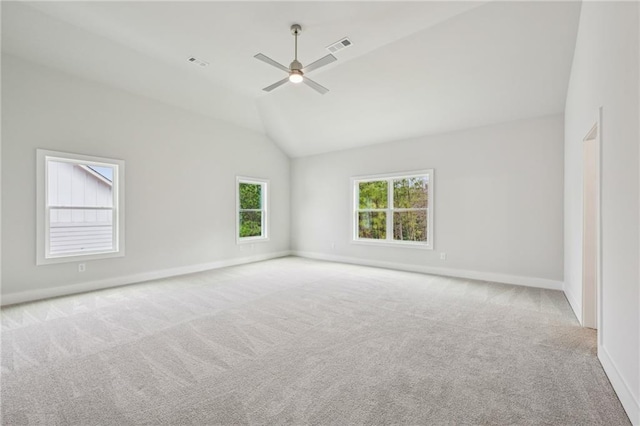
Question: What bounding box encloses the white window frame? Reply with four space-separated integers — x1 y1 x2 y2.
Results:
236 176 269 244
351 169 434 249
36 149 125 265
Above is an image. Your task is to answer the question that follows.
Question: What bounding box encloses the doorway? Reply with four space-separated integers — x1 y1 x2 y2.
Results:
582 122 599 330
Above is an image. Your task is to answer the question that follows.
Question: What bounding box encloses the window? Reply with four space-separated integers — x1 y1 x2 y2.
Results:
352 170 433 249
236 177 268 242
36 149 125 265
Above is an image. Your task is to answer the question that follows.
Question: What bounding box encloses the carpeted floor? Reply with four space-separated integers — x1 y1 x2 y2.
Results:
1 257 631 425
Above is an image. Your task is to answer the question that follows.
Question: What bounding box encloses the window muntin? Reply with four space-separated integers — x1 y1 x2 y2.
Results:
353 170 433 248
37 150 125 264
237 177 268 242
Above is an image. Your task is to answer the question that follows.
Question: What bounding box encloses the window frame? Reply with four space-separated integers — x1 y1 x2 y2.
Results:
236 176 269 244
36 149 126 265
351 169 434 249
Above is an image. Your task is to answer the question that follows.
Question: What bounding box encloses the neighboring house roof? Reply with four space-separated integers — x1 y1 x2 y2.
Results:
81 165 113 186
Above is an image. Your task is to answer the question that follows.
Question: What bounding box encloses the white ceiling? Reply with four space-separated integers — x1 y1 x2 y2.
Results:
2 1 581 157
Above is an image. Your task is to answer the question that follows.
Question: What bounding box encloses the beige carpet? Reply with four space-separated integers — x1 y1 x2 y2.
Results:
1 257 630 425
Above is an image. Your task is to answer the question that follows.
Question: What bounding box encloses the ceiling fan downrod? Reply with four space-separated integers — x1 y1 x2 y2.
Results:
289 24 303 81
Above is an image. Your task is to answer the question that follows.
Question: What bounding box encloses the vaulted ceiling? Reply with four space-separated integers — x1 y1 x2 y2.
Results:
2 1 581 157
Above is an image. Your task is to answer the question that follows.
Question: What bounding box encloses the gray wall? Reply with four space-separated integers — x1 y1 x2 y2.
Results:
1 54 290 301
564 2 639 422
291 114 564 287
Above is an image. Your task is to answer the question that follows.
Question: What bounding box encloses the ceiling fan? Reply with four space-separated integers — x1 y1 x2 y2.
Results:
254 24 337 95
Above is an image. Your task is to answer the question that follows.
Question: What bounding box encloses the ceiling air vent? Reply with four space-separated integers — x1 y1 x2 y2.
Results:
187 56 209 67
326 37 353 54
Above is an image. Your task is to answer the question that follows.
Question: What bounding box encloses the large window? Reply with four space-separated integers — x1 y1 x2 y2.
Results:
36 149 125 265
353 170 433 249
236 177 268 242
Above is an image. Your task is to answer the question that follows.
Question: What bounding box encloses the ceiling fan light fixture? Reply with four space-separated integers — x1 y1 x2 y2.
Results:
289 70 304 83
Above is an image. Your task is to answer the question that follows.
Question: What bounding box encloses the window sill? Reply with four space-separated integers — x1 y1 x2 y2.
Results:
236 237 270 245
351 239 433 250
37 249 124 266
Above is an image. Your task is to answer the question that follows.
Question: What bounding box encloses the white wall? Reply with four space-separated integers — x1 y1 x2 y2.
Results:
1 54 290 304
564 2 639 423
291 114 564 288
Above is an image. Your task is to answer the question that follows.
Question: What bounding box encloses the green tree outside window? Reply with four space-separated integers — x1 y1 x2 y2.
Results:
239 182 264 238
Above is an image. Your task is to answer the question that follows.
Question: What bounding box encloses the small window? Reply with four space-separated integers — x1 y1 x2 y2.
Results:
36 149 125 265
236 177 268 242
352 170 433 249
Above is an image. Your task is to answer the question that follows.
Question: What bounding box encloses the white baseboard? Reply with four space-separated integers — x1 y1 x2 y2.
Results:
598 344 640 425
1 251 291 306
563 285 583 324
292 251 563 290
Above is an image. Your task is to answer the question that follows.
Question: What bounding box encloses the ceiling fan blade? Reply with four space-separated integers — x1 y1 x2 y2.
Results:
263 77 290 92
303 77 329 95
302 54 337 74
254 53 290 73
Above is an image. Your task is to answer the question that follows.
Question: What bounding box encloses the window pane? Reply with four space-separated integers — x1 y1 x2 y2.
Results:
47 160 116 256
393 177 428 209
49 209 113 255
358 212 386 239
359 180 388 209
239 183 262 210
240 211 262 237
48 161 114 207
393 210 427 242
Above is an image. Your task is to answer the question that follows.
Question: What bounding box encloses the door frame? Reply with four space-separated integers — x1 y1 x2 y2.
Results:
581 107 603 343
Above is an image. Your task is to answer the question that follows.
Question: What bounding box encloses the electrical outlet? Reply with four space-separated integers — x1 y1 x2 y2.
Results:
78 263 86 272
440 253 447 260
331 241 336 250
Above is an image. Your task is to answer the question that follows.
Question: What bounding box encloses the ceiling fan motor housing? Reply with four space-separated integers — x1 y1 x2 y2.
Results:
290 59 303 71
